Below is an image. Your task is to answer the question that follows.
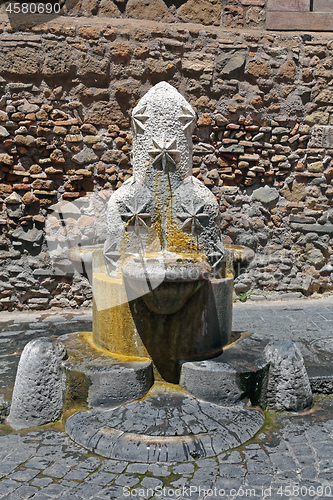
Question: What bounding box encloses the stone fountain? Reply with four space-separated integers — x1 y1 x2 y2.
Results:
6 83 313 462
95 81 233 384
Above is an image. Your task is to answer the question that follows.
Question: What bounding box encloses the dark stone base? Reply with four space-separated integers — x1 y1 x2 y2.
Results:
60 332 153 410
180 341 269 406
65 385 265 462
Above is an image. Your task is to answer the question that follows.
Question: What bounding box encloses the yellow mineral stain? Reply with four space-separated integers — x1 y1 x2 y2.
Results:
224 331 252 350
140 380 186 399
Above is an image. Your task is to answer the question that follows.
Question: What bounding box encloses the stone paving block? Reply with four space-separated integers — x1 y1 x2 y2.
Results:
70 483 103 499
63 469 90 481
13 484 38 498
86 471 116 486
30 478 53 488
74 457 102 471
0 479 20 496
42 464 70 478
8 469 39 482
39 483 71 497
100 460 127 474
126 463 148 474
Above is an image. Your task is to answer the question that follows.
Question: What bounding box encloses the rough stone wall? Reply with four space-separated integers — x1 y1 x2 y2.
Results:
221 0 267 29
1 0 267 29
0 16 332 310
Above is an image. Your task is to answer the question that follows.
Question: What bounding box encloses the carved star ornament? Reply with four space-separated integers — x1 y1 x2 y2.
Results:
120 198 152 237
149 138 180 174
132 106 149 135
179 105 195 132
208 240 225 275
104 238 121 274
177 201 210 237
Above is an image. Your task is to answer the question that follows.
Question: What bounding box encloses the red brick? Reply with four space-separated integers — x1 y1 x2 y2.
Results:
62 192 86 199
13 184 30 191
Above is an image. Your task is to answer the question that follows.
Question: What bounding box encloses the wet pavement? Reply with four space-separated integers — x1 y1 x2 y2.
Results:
0 297 332 499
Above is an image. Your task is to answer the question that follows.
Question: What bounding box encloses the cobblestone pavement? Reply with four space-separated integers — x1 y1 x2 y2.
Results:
0 298 332 500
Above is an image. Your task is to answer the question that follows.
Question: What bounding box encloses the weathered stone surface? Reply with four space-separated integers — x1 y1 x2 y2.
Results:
305 112 329 125
246 60 272 78
281 180 306 202
223 4 244 27
110 42 132 60
7 338 67 430
0 153 13 165
17 100 39 113
85 101 127 127
63 0 98 16
252 186 279 204
98 0 122 16
267 0 309 11
277 60 296 80
11 226 43 245
245 6 265 24
306 249 326 268
216 50 247 77
290 223 333 234
42 42 75 76
101 149 128 165
178 0 222 26
180 347 268 406
264 340 313 411
78 53 109 78
309 125 333 148
22 192 39 205
308 161 323 173
0 126 9 138
72 147 99 165
267 11 333 30
5 192 21 204
126 0 173 21
14 135 36 147
147 59 175 78
50 149 66 164
0 47 39 75
61 333 153 409
66 387 264 462
0 111 9 122
182 53 215 74
314 89 333 105
0 25 332 308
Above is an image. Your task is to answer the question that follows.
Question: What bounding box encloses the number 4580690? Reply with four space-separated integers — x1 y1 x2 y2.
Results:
6 3 61 14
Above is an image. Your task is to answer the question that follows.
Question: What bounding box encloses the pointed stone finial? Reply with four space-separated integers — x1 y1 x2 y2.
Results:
131 82 196 180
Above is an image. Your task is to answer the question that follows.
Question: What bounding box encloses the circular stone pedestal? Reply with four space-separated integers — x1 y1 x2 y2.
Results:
66 387 264 463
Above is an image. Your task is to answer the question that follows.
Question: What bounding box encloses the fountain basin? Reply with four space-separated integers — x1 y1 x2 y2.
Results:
91 248 233 383
122 251 211 315
224 244 255 277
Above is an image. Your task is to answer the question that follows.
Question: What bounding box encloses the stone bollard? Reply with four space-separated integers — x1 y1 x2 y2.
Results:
264 340 313 411
7 338 67 430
